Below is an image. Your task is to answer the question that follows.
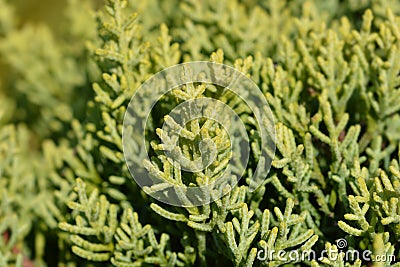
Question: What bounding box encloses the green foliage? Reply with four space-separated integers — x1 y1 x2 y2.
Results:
0 0 400 266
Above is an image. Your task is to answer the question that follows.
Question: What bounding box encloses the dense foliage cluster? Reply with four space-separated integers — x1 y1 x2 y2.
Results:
0 0 400 266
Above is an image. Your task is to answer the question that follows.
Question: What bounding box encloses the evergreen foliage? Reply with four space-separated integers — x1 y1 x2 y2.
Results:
0 0 399 266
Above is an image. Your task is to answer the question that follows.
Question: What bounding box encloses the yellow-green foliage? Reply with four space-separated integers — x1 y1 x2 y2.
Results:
0 0 399 266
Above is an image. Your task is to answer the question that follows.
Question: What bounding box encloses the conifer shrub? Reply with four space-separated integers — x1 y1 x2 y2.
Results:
0 0 400 266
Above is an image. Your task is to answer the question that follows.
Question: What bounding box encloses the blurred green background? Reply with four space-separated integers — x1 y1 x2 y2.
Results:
12 0 102 30
14 0 68 29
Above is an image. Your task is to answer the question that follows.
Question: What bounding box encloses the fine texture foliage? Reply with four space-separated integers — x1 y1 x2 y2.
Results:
0 0 399 266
